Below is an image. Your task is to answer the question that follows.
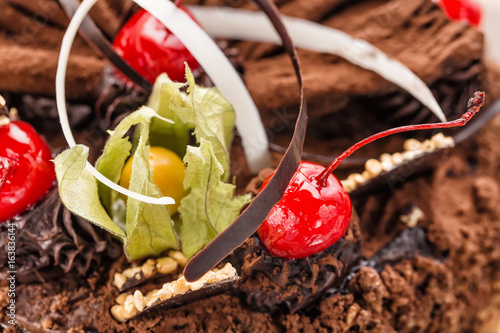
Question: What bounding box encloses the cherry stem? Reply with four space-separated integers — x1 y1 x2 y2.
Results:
315 91 486 187
174 0 184 7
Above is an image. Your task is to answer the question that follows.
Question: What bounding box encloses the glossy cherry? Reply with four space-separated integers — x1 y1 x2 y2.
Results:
0 119 55 222
257 161 351 258
257 92 485 259
438 0 481 26
113 8 201 84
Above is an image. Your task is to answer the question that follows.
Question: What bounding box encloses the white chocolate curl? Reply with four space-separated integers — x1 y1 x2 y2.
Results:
57 0 445 206
56 0 175 205
186 6 446 122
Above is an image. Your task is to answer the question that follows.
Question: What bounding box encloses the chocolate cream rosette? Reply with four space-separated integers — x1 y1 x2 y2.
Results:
2 0 500 332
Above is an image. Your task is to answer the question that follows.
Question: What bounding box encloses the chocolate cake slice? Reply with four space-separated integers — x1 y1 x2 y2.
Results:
2 0 500 332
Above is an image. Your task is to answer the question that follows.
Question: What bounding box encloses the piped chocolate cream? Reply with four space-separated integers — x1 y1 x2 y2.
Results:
0 187 120 284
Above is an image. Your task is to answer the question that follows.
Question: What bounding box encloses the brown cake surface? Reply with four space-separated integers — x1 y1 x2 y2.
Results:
1 0 500 332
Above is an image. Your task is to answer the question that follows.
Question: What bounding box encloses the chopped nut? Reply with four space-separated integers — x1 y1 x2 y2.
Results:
340 179 355 193
347 173 365 186
146 289 160 307
124 306 138 319
361 170 371 182
345 303 361 329
122 267 142 279
379 153 392 163
400 206 424 228
203 271 219 284
124 295 136 313
113 273 127 290
157 285 173 300
111 302 138 322
391 152 404 165
145 258 156 266
115 293 129 305
220 263 236 278
420 140 435 152
431 132 455 149
133 290 145 312
110 305 127 322
156 257 178 275
365 159 382 177
189 280 205 291
168 251 187 266
141 263 156 278
171 277 190 295
381 160 394 172
402 151 417 161
403 138 421 151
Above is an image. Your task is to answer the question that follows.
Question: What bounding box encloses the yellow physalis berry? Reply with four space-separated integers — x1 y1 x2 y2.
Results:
120 146 187 215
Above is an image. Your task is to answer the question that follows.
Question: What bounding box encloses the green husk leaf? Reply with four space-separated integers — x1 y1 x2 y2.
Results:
147 74 192 158
95 106 171 216
179 139 251 259
55 106 179 261
54 145 126 239
148 67 236 181
125 110 179 260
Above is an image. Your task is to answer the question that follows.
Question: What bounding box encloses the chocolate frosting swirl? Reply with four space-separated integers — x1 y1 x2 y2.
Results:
234 213 362 315
0 187 121 284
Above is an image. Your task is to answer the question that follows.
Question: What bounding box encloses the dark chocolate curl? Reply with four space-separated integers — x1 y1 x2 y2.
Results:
184 0 308 282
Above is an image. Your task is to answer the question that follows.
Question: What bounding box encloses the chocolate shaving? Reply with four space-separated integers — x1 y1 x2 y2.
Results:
130 276 240 320
184 0 308 282
59 0 152 93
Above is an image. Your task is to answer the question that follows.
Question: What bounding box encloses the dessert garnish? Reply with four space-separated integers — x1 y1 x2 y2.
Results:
187 5 447 122
340 134 455 193
0 96 55 222
54 1 484 280
437 0 481 26
59 0 270 175
184 0 308 282
110 263 238 322
54 68 250 261
62 0 450 172
59 0 152 92
256 92 485 259
113 8 201 84
186 91 485 277
113 250 186 291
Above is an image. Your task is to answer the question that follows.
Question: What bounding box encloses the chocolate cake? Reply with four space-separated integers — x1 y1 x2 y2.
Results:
2 0 500 332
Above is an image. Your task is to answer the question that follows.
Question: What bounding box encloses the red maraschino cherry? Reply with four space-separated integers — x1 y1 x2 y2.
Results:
438 0 481 26
0 104 55 222
113 7 201 84
258 92 485 259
